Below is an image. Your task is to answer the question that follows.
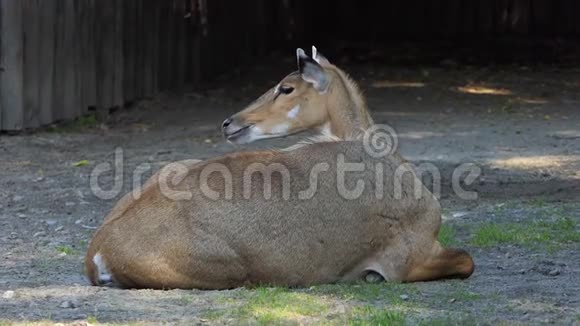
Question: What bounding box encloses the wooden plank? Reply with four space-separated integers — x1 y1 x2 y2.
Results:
51 0 65 121
175 0 186 90
150 0 160 94
122 0 135 103
22 0 41 129
476 0 494 36
143 0 156 96
190 0 203 87
0 0 24 130
61 0 78 120
135 0 145 97
494 0 511 35
82 0 97 110
112 0 123 108
38 0 56 125
511 0 531 35
95 0 115 112
156 0 167 91
168 0 179 89
73 1 84 116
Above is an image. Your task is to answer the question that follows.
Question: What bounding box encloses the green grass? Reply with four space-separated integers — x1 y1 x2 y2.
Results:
56 245 78 256
310 282 419 304
209 287 331 325
418 316 479 326
347 306 405 326
48 113 100 132
202 284 421 325
438 224 457 247
471 217 579 249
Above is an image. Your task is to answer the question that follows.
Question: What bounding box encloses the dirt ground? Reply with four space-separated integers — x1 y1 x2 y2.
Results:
1 52 579 325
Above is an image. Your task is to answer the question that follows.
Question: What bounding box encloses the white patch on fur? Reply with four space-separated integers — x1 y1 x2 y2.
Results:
287 105 300 119
280 134 342 152
245 125 267 142
270 123 290 134
93 253 112 284
274 84 280 94
320 122 333 137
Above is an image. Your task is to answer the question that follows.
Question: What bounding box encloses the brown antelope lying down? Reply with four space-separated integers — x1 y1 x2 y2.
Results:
85 48 474 289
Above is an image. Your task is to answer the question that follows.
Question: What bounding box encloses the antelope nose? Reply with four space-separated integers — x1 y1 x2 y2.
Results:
222 117 233 129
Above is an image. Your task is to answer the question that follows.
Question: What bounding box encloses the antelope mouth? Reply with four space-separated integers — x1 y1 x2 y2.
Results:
224 124 254 142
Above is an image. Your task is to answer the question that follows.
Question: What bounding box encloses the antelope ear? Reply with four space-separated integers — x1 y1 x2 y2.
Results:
312 46 330 66
297 48 329 93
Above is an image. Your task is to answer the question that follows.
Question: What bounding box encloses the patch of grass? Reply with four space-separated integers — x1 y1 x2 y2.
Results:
310 282 419 304
449 287 481 302
48 113 100 132
87 315 99 324
229 287 331 325
178 295 194 306
438 224 457 247
56 245 77 256
418 315 479 326
471 217 579 249
347 306 405 326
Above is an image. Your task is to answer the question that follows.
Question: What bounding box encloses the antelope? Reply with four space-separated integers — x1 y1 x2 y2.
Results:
84 48 475 289
222 47 373 143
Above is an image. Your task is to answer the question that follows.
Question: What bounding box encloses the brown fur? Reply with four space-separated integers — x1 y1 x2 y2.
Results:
85 140 474 289
222 51 374 143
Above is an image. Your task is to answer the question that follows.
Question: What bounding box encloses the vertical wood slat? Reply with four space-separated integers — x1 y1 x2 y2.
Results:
52 0 65 121
62 0 79 120
22 0 41 129
123 0 135 103
0 0 24 130
84 0 97 109
38 0 56 125
112 0 123 108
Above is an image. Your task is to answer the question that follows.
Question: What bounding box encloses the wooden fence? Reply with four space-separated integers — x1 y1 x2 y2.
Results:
1 0 579 131
317 0 580 41
0 0 305 131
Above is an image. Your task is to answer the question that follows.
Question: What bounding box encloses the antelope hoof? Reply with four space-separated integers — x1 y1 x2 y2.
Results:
364 271 385 284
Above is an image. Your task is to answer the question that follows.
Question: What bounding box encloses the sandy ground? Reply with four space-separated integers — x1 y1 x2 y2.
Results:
0 56 579 325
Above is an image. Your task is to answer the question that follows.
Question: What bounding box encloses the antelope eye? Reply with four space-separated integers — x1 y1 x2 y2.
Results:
279 86 295 95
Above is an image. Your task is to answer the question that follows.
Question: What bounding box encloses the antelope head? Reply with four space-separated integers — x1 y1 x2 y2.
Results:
222 46 334 144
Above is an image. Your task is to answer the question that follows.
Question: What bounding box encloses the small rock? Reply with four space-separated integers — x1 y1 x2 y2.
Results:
364 272 384 284
448 298 456 303
518 269 526 275
65 202 76 207
399 294 409 301
33 231 46 238
55 226 65 232
59 300 77 309
75 219 82 225
2 290 15 299
452 211 468 218
46 220 58 226
13 195 24 202
548 268 561 276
